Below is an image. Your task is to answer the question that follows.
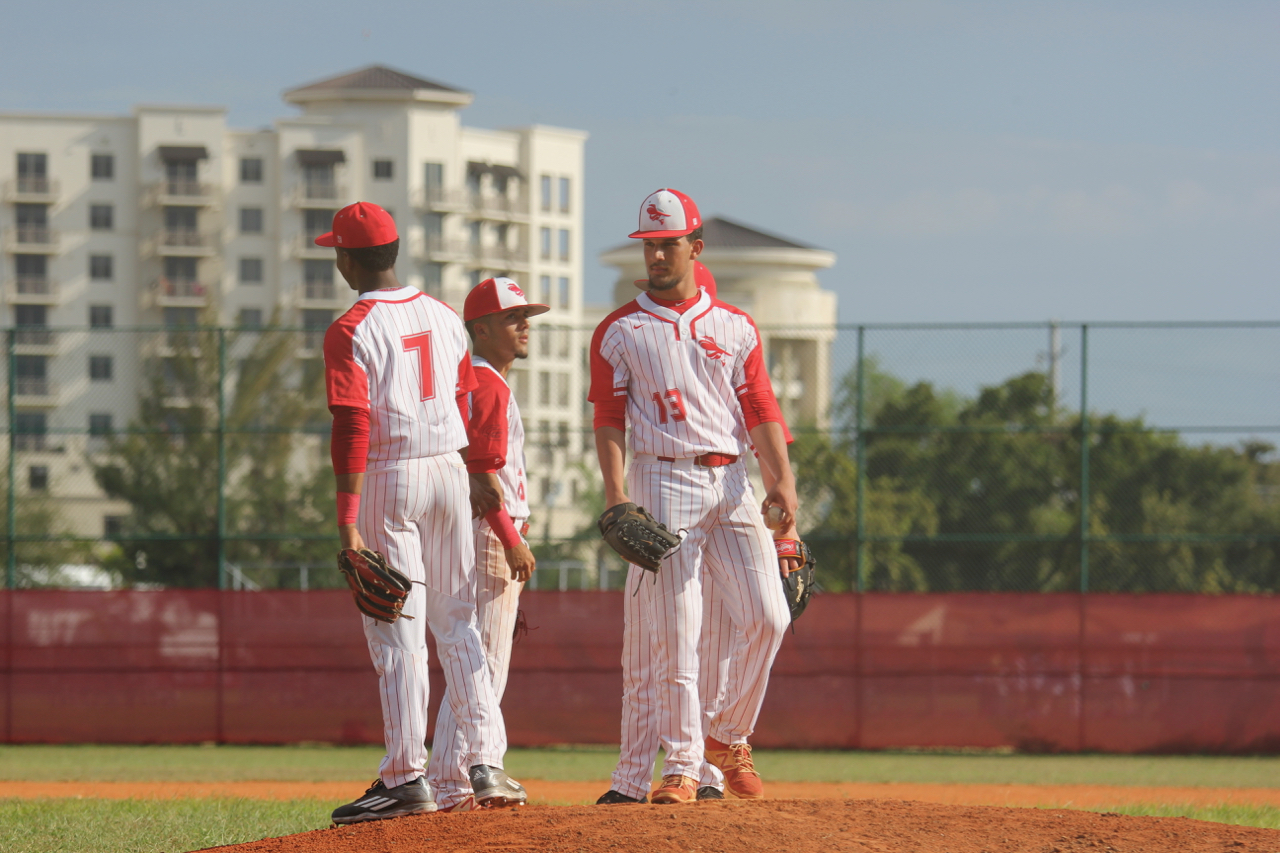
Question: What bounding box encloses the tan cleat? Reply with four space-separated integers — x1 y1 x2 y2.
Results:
650 774 698 804
705 737 764 799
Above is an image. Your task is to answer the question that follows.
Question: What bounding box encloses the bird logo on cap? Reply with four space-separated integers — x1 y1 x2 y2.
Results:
507 282 525 298
646 203 670 225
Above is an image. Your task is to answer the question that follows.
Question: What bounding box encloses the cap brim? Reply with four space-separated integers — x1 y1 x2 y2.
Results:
629 228 696 239
313 232 338 247
467 303 552 322
524 303 552 317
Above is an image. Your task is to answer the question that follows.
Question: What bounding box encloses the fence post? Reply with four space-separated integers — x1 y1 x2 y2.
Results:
855 325 866 593
1079 325 1090 594
6 328 14 590
216 328 227 591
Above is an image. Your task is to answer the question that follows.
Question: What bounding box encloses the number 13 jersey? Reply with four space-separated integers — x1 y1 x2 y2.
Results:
324 286 477 465
589 290 776 458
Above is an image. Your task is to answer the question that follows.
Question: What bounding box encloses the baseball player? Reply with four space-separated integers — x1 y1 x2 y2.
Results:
589 189 799 804
426 277 547 812
321 202 526 824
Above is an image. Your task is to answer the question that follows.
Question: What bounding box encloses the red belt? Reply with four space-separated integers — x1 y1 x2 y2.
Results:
657 453 739 467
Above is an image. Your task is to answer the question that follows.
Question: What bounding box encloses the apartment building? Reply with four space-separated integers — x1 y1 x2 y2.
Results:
0 65 588 538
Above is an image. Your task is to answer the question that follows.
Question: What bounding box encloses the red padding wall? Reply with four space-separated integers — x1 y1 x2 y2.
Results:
2 591 1277 752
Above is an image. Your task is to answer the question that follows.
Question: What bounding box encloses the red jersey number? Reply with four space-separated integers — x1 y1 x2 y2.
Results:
651 388 687 424
402 332 435 401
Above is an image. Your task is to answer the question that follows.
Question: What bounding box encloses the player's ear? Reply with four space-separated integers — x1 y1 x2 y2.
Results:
688 238 704 259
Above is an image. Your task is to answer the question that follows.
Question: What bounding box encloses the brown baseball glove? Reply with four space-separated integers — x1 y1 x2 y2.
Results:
337 548 414 623
598 502 681 573
774 538 817 623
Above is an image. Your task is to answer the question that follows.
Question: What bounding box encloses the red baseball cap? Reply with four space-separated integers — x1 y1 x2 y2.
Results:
464 277 550 322
629 188 702 239
314 201 398 248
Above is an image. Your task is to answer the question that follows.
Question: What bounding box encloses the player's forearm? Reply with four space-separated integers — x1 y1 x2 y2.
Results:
335 472 364 496
749 422 794 493
594 426 629 507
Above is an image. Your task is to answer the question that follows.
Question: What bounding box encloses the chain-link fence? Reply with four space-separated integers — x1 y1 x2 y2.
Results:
2 321 1277 593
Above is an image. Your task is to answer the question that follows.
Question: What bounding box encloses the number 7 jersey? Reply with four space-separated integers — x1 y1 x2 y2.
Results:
324 286 477 464
588 290 774 458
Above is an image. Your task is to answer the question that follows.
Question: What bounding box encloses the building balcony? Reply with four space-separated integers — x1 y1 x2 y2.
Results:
3 177 59 203
470 193 530 221
412 235 473 262
298 281 350 309
149 180 218 207
294 183 346 207
150 229 217 256
412 186 470 212
14 378 58 406
152 278 211 308
4 227 59 253
13 328 57 351
7 277 60 304
473 244 530 270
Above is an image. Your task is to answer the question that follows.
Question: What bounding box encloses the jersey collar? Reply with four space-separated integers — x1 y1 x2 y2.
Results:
471 354 510 387
637 289 711 337
357 286 422 303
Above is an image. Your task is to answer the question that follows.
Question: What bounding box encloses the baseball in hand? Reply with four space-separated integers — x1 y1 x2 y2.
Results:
764 505 785 531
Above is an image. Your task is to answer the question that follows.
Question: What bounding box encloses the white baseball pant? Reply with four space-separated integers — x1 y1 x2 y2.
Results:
358 454 508 788
426 518 525 807
610 565 735 798
628 457 790 780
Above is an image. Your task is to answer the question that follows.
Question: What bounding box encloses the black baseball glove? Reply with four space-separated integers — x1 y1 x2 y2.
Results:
337 548 414 623
774 538 817 622
598 502 682 573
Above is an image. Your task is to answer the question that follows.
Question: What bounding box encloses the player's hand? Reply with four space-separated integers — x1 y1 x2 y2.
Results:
469 474 503 519
761 480 798 535
504 543 536 583
338 524 366 553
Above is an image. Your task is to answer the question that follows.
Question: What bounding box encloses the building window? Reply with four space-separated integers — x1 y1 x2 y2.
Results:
538 371 551 406
91 154 114 180
558 229 570 262
90 204 114 230
89 305 113 328
539 275 551 305
559 177 570 213
89 413 113 436
540 227 551 260
240 157 263 183
238 308 263 329
423 262 444 295
304 209 335 242
104 516 124 537
239 257 263 283
28 466 48 492
89 355 113 381
372 159 393 180
14 412 46 451
558 276 570 308
540 175 552 212
89 254 113 280
423 162 443 199
239 207 264 234
555 373 569 408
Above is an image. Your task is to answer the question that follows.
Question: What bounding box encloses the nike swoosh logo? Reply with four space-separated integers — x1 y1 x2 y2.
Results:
632 324 644 329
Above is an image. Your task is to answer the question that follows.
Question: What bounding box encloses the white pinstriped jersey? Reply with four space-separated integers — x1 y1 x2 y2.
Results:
467 356 530 521
324 286 476 464
589 290 769 458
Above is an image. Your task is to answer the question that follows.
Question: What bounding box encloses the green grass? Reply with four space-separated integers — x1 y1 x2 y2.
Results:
1 746 1279 852
3 744 1278 788
0 798 327 853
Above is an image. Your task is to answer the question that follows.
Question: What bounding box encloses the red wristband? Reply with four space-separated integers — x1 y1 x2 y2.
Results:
337 492 360 526
484 507 522 549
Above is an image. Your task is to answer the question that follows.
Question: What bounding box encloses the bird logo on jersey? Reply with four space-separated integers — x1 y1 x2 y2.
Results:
698 336 731 361
507 282 525 298
646 203 671 225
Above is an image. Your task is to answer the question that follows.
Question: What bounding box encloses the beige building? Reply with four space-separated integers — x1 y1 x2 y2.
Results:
0 65 588 539
598 216 837 428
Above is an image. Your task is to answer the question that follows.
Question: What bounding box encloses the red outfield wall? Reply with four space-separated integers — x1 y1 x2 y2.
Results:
1 591 1277 753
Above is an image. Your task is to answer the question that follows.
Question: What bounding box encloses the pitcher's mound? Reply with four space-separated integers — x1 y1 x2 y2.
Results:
204 798 1278 853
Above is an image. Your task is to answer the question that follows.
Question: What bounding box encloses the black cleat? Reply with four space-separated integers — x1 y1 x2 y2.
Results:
469 764 528 808
331 777 436 825
696 786 724 801
596 789 648 804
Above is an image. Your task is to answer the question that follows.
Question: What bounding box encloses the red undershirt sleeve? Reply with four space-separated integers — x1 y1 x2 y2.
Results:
456 351 477 425
466 372 510 474
330 406 370 474
735 328 792 442
589 322 627 431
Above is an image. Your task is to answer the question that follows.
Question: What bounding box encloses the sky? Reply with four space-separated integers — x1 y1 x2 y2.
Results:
1 0 1277 324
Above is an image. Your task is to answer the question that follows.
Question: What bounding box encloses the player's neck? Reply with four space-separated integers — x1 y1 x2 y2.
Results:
354 269 402 294
474 345 513 378
648 272 699 304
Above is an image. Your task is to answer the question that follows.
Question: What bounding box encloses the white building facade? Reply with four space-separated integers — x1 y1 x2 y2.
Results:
0 65 588 538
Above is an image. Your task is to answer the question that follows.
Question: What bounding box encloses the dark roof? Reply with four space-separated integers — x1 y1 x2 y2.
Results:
606 216 817 254
290 65 466 94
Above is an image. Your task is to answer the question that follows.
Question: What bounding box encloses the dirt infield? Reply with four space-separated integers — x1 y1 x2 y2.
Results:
198 799 1280 853
5 779 1280 809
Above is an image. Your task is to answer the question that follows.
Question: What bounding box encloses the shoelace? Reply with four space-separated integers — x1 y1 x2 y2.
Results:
728 744 759 777
659 774 693 789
